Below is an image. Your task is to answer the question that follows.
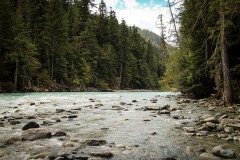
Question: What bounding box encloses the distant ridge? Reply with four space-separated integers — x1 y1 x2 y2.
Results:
137 27 174 53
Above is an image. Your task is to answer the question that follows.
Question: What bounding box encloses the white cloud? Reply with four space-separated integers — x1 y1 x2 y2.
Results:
94 0 182 39
122 0 139 8
115 5 170 35
104 0 119 7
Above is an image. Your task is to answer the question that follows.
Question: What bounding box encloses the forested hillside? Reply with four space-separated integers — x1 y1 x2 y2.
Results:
164 0 240 104
0 0 166 92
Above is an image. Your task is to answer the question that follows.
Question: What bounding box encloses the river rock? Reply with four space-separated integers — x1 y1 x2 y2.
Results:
220 118 233 125
178 99 190 104
22 128 52 141
0 151 8 158
82 140 107 146
186 146 205 156
4 137 21 145
199 153 220 159
183 127 196 133
224 127 234 133
132 100 137 102
28 152 52 159
203 117 219 123
56 109 66 113
53 131 67 137
63 142 75 147
217 134 228 138
30 102 36 106
22 121 40 130
208 107 216 111
10 120 21 125
211 145 236 159
161 157 177 160
172 114 183 119
144 105 160 110
157 110 170 114
206 122 217 129
0 122 4 127
68 115 78 118
90 151 113 158
112 105 124 110
150 98 158 102
51 117 61 122
215 101 224 106
27 115 37 119
196 131 208 136
226 123 240 130
95 104 103 107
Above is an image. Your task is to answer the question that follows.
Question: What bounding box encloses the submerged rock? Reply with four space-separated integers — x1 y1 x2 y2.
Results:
90 151 113 158
9 120 21 125
22 128 52 141
53 131 67 137
82 140 107 146
28 152 52 159
4 137 21 145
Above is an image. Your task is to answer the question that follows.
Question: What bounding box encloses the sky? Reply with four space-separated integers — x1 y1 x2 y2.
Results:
94 0 176 36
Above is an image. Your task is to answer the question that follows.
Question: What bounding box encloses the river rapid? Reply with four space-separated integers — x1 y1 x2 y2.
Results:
0 92 239 160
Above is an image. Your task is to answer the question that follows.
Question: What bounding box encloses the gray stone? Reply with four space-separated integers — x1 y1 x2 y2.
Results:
196 131 208 136
199 153 220 159
53 131 67 137
203 117 219 123
212 145 236 159
144 105 160 110
22 128 52 141
82 140 107 146
217 134 228 138
183 127 195 133
224 127 234 133
4 137 21 145
90 151 113 158
186 146 205 157
227 123 240 130
158 110 170 114
112 105 124 110
206 122 217 129
10 120 21 125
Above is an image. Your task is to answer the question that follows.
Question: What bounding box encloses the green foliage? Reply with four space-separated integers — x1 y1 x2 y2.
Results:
0 0 163 92
163 0 240 100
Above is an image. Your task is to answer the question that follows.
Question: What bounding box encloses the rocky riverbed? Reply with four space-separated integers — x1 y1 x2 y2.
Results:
0 92 239 160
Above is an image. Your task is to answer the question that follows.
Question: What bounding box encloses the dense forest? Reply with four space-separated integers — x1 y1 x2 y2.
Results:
1 0 240 105
164 0 240 104
0 0 166 92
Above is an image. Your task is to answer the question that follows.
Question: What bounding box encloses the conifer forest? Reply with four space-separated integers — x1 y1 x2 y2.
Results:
0 0 240 104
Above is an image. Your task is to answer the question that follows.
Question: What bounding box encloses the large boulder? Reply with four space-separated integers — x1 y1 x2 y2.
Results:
22 128 52 141
211 145 236 159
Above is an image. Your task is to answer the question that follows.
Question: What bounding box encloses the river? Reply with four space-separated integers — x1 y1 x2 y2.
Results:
0 92 239 159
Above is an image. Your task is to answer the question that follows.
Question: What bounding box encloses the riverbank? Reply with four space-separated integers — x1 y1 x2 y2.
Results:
0 92 239 159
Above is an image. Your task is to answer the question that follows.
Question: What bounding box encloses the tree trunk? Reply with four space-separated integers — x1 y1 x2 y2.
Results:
119 48 123 89
220 0 232 105
167 0 180 45
14 56 19 90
